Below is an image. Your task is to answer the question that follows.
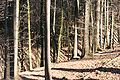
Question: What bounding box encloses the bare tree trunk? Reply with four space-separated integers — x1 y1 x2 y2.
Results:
73 0 79 58
73 24 78 58
103 0 107 49
91 3 95 53
52 0 57 62
14 0 20 79
109 10 114 48
84 0 90 58
27 0 32 70
45 0 52 79
95 0 101 51
106 1 109 47
57 0 64 62
40 0 45 67
4 0 10 79
100 0 104 48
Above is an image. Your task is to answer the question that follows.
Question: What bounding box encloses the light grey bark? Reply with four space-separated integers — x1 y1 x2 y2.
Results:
100 0 104 48
73 0 79 58
14 0 19 79
106 1 109 47
109 10 114 48
27 0 32 70
84 0 90 58
96 0 101 50
91 3 95 53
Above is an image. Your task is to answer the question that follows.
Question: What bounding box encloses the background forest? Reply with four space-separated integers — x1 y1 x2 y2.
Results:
0 0 120 80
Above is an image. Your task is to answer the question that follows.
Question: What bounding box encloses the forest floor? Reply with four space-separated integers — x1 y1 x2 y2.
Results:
19 44 120 80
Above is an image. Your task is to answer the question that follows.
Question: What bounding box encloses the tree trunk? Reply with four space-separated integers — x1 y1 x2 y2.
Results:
106 1 109 47
100 0 104 48
103 0 107 49
73 0 79 58
27 0 32 70
45 0 52 79
40 0 45 67
14 0 20 79
109 10 114 48
52 0 57 62
95 0 100 51
91 3 95 53
4 0 10 79
84 0 90 58
57 0 64 62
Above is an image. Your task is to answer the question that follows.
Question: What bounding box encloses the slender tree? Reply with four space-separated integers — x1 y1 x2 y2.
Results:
45 0 52 79
103 0 107 49
27 0 32 70
40 0 45 67
73 0 79 58
91 1 95 53
84 0 90 58
106 0 110 47
95 0 101 51
14 0 20 79
57 0 64 62
100 0 104 48
109 9 114 48
4 0 10 79
52 0 57 62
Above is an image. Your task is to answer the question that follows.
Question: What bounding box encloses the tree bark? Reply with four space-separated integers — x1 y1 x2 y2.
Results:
27 0 32 70
95 0 101 51
57 0 64 62
45 0 52 79
52 0 57 62
40 0 45 67
100 0 104 48
4 0 10 79
73 0 79 58
109 10 114 48
14 0 20 79
103 0 107 49
91 2 95 53
106 1 109 47
84 0 90 58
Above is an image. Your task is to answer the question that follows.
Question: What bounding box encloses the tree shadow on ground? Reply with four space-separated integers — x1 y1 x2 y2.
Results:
20 73 99 80
52 67 120 74
52 77 99 80
97 50 120 54
19 67 120 80
96 67 120 74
